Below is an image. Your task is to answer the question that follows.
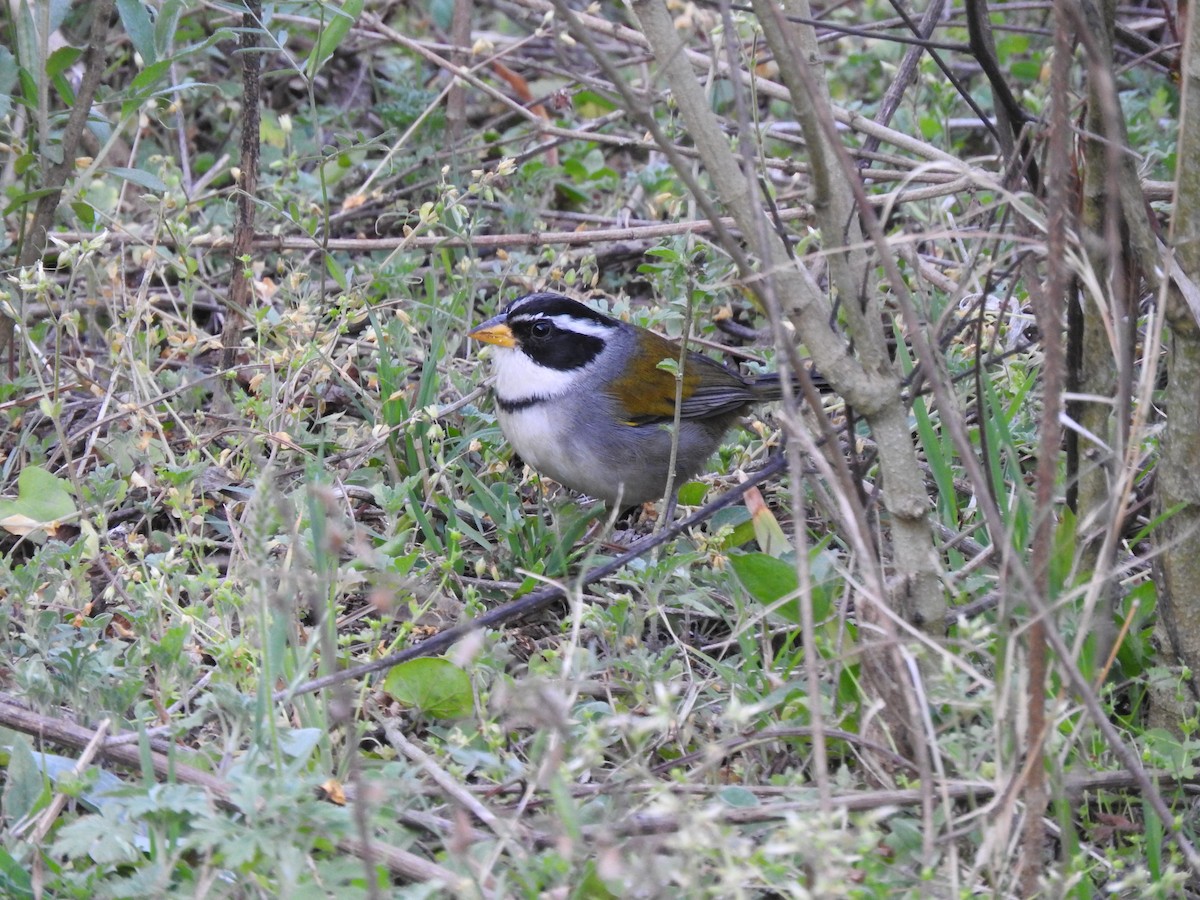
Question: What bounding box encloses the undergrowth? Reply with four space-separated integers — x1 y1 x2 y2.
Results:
0 0 1191 897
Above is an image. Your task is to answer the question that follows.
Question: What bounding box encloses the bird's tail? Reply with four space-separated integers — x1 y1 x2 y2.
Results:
751 363 830 401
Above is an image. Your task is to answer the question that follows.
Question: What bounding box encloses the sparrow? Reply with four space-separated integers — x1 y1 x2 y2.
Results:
470 292 801 507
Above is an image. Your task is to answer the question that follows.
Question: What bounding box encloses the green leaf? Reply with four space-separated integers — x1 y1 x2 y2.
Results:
0 47 16 119
429 0 455 31
383 658 473 719
49 70 74 107
278 728 323 764
325 253 348 290
0 466 77 536
997 34 1031 59
1011 61 1041 81
561 157 587 181
52 812 142 865
2 735 47 825
5 187 61 216
15 68 37 116
102 166 167 194
13 2 42 75
574 89 617 117
570 860 619 900
677 481 707 506
918 113 942 140
23 748 126 812
0 847 33 900
555 182 589 206
71 200 95 226
718 786 759 808
730 551 837 625
129 58 171 94
722 517 757 549
116 0 156 65
44 45 81 78
730 552 798 605
154 0 185 57
306 0 363 77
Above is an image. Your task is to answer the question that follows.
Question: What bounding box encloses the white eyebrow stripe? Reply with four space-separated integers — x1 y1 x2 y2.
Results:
513 311 615 339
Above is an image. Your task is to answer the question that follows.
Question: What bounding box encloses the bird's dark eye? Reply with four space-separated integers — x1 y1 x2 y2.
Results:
529 321 553 340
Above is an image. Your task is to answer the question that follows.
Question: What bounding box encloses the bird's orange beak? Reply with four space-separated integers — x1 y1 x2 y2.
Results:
468 313 517 348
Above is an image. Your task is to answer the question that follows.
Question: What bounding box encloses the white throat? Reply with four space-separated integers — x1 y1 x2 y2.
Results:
490 346 588 404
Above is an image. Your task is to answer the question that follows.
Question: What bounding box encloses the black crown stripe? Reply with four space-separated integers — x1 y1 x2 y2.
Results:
505 293 616 327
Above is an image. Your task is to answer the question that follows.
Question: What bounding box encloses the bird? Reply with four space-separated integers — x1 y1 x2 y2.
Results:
469 291 804 508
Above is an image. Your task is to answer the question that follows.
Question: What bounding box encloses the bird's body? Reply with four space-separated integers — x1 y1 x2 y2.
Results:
470 292 790 507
